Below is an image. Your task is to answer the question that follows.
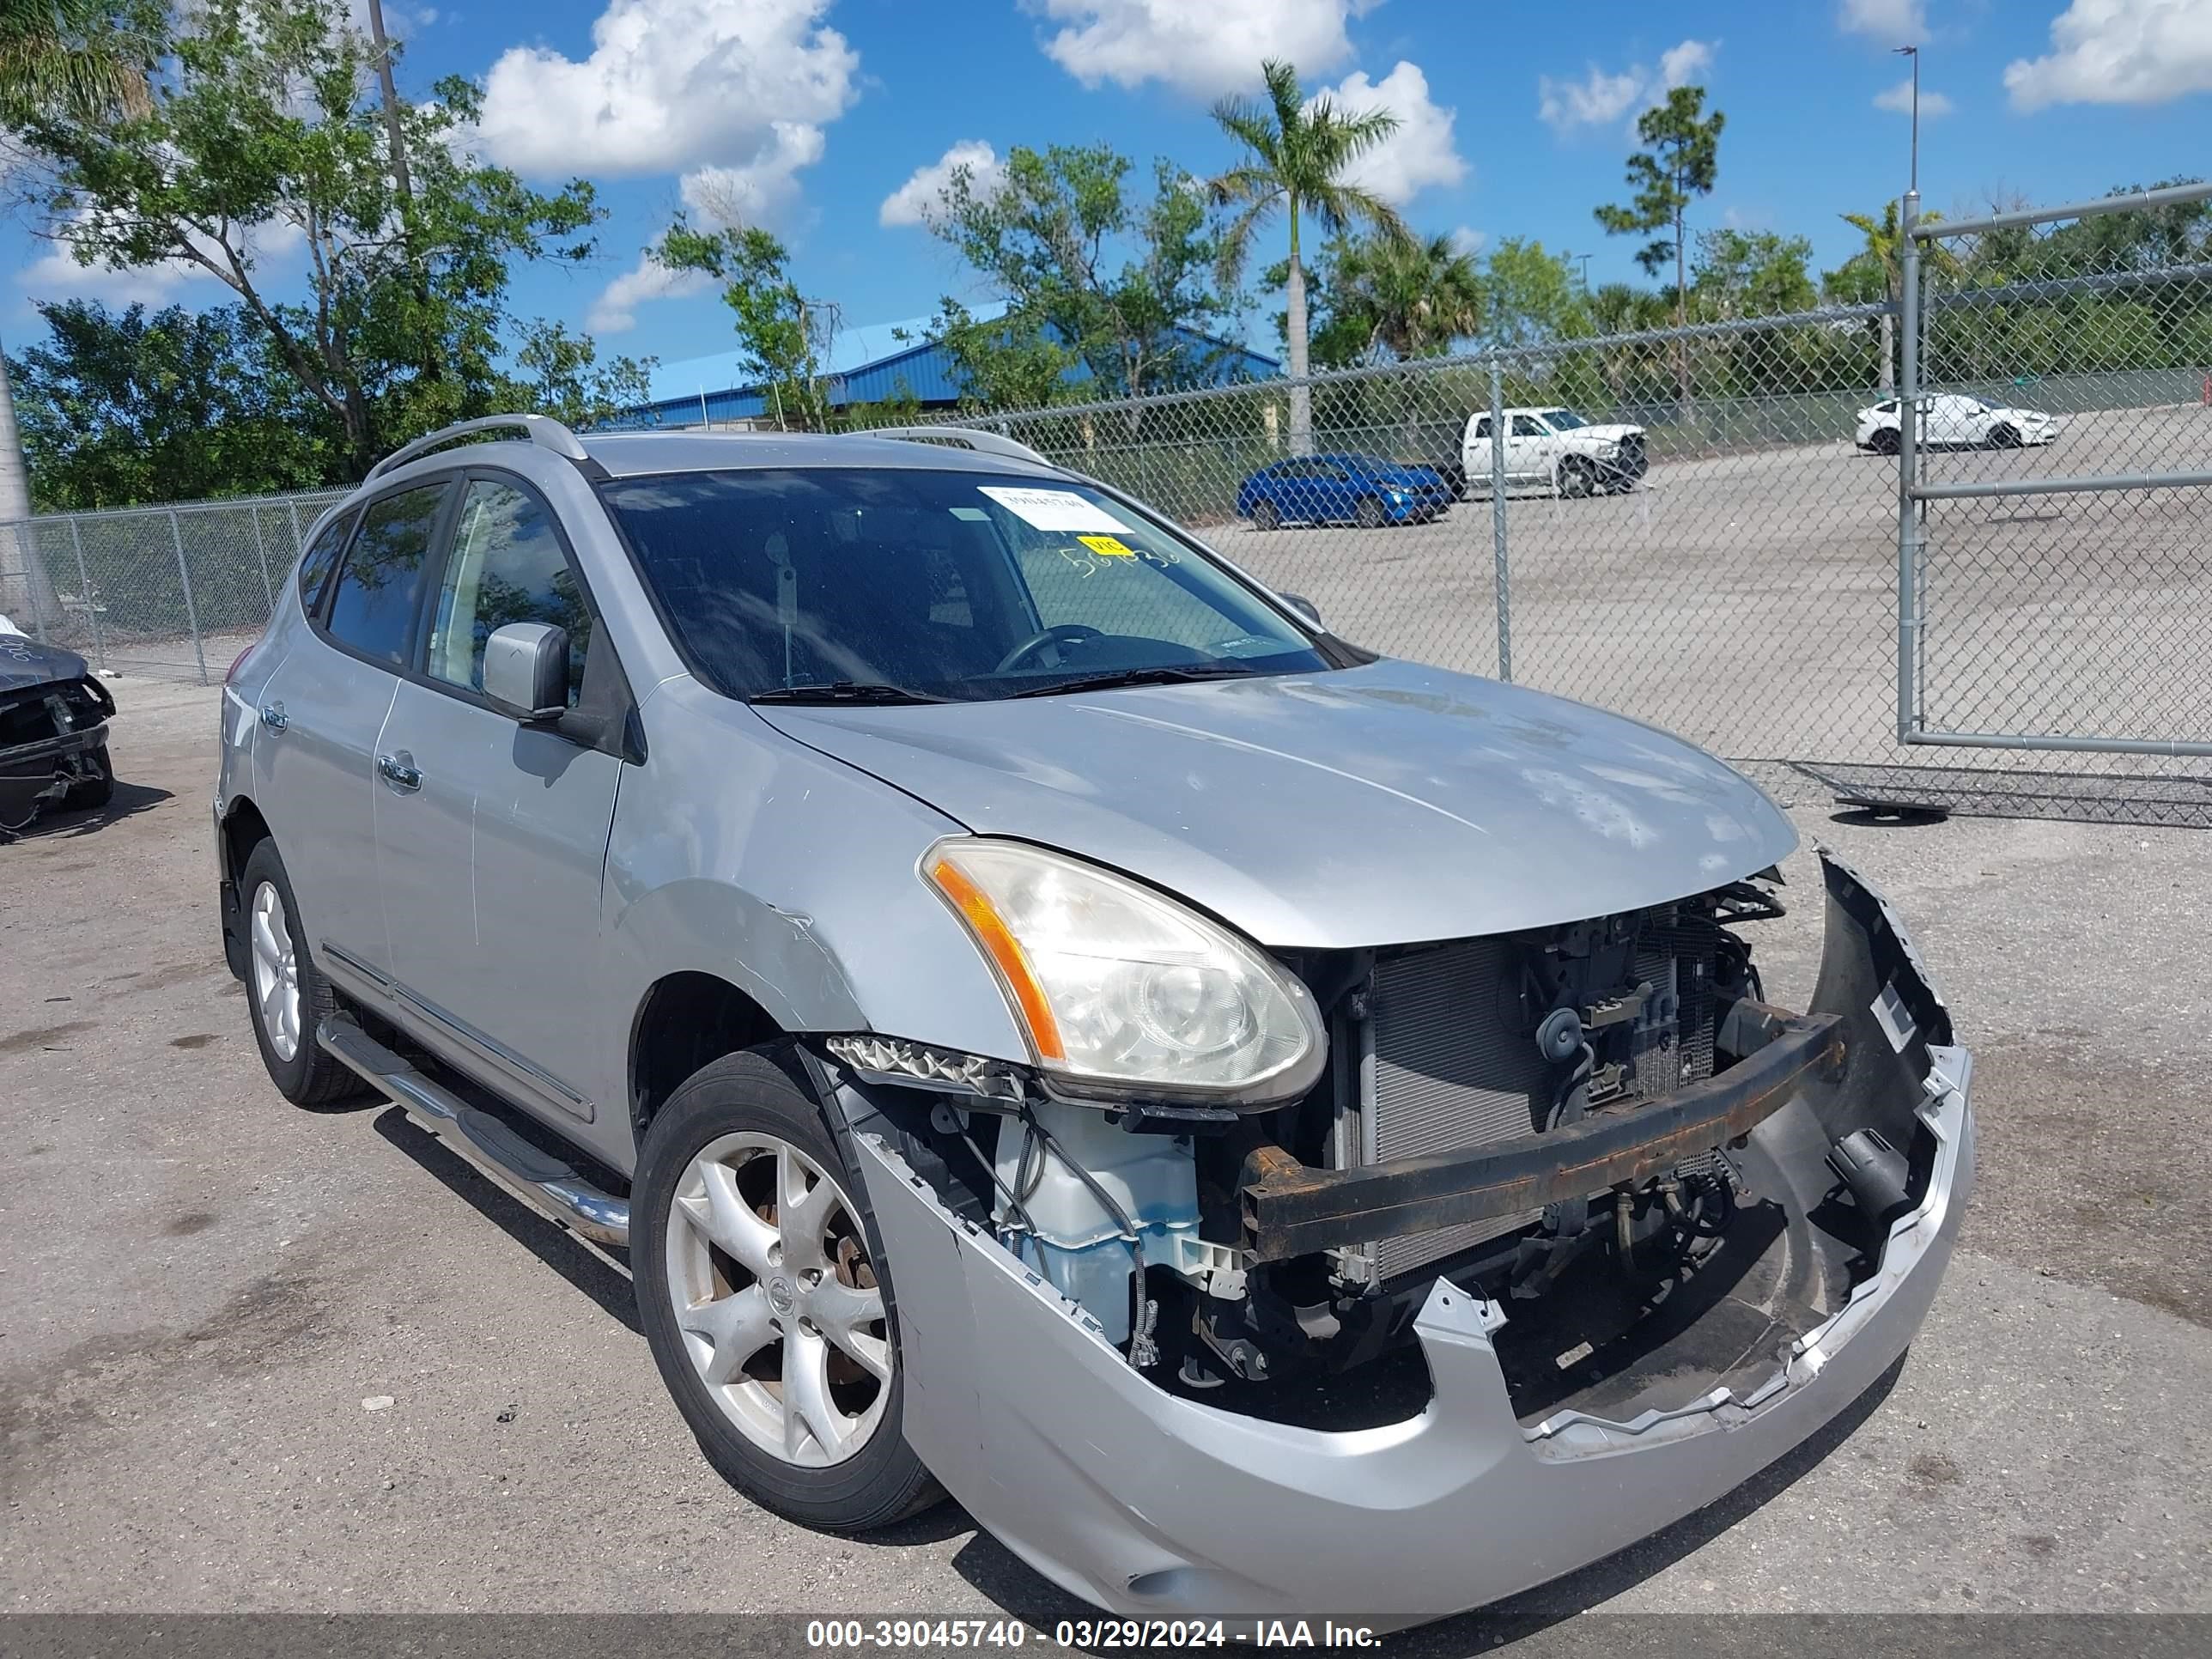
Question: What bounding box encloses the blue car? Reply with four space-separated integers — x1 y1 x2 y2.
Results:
1236 453 1455 530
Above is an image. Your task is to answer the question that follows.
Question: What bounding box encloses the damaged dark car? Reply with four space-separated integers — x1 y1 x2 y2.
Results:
1 627 114 839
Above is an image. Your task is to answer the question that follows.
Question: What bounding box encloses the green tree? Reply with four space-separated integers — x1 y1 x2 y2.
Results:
654 223 837 429
926 143 1237 410
1482 239 1586 348
1594 85 1726 327
1825 202 1956 392
511 320 656 432
9 299 337 509
1691 229 1816 319
1283 231 1483 365
1208 58 1409 451
0 0 160 623
15 0 604 477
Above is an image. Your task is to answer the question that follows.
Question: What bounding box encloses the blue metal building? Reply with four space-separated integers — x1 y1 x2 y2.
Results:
602 301 1279 429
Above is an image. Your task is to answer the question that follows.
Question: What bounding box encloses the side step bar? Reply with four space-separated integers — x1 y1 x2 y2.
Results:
318 1016 631 1249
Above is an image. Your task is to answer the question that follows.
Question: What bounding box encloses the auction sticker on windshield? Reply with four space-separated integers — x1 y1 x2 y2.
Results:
1075 533 1135 558
977 486 1131 532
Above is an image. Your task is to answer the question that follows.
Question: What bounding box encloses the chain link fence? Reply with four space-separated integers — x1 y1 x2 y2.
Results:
1902 180 2212 773
1 179 2203 824
0 490 346 682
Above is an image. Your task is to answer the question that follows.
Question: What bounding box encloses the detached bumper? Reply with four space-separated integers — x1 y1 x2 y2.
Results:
852 851 1972 1622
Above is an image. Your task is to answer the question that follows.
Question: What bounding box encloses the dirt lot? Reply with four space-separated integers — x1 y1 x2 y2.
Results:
3 678 2211 1639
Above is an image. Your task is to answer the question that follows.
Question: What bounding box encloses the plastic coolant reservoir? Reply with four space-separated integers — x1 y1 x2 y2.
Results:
994 1101 1200 1345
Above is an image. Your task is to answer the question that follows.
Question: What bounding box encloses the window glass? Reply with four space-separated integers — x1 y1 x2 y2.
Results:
325 484 447 667
1510 415 1548 437
1544 409 1591 429
295 508 356 611
601 468 1329 702
1470 416 1492 440
427 480 590 704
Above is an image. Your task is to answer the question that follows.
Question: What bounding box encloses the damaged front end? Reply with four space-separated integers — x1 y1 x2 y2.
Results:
820 850 1972 1620
0 637 113 840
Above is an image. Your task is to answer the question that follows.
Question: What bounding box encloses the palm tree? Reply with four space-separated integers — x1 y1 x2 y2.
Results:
1835 201 1951 393
1209 59 1410 453
0 1 155 629
1334 232 1483 362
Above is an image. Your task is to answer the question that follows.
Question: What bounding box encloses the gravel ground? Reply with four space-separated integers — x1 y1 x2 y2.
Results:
3 677 2209 1639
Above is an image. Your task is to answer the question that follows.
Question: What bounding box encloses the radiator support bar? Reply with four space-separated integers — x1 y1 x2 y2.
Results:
1240 1010 1845 1262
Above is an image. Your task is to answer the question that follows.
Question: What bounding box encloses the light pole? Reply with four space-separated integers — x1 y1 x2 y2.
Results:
1893 45 1919 195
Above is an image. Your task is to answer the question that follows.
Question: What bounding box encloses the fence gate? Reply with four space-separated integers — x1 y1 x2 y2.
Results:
1897 180 2212 763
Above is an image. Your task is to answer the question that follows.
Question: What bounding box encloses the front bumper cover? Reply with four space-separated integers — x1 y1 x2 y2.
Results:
848 850 1972 1621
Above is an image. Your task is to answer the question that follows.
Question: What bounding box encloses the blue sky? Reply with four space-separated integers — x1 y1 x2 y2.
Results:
11 0 2212 374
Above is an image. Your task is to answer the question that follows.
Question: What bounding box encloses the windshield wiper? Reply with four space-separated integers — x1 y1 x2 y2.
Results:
750 681 948 705
1007 664 1260 699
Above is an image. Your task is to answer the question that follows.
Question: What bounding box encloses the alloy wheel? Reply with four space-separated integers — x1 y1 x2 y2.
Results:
249 879 302 1062
665 1132 892 1468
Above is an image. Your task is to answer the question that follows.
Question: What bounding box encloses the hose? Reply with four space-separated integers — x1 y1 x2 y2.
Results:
1021 1107 1160 1368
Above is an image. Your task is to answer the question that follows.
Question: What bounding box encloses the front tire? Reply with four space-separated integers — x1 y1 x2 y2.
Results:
632 1051 940 1533
1353 495 1387 529
1557 457 1597 499
64 743 113 811
1870 428 1900 456
1987 423 2021 449
237 840 369 1107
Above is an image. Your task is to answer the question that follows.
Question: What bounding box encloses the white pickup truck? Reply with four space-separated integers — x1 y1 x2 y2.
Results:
1462 406 1649 498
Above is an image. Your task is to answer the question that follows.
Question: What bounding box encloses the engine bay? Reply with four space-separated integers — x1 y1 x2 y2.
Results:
825 865 1931 1427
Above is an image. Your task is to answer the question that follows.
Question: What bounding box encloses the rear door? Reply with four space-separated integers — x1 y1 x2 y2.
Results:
373 472 624 1127
260 481 451 984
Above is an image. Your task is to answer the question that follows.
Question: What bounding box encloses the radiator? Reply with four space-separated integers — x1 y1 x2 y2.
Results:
1363 939 1549 1282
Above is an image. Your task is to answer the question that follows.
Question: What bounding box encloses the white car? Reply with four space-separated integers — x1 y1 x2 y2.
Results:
1462 406 1648 498
1856 392 2060 454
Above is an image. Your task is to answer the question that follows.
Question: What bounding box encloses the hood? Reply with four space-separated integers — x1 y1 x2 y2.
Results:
0 633 90 696
756 659 1797 950
1370 463 1449 489
1571 423 1644 443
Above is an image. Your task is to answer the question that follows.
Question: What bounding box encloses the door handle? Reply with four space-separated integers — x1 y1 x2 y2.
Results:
376 752 422 791
259 702 288 732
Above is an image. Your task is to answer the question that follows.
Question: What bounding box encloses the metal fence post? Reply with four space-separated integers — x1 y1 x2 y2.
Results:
1895 191 1922 744
286 498 303 562
68 515 105 672
249 503 274 611
170 509 208 685
1488 354 1511 682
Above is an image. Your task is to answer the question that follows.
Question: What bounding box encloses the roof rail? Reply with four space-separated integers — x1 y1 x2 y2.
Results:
366 413 592 481
858 424 1055 470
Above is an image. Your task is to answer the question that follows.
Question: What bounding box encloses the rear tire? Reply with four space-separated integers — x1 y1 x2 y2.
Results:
633 1050 942 1533
1251 498 1280 532
1871 428 1900 457
1353 495 1387 529
237 840 369 1107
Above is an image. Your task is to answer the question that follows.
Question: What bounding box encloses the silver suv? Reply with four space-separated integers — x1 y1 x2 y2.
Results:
216 414 1972 1623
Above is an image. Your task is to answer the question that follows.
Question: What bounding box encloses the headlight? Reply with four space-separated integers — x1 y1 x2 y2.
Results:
925 839 1326 1103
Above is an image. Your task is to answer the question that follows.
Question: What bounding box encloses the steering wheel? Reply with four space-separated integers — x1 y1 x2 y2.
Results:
994 623 1104 674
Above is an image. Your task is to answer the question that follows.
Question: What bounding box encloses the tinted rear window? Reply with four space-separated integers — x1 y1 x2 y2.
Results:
295 508 356 611
325 484 447 667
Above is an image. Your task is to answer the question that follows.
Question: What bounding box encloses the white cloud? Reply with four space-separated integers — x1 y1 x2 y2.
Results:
588 256 713 334
1449 225 1486 256
1316 61 1465 206
678 122 826 230
1838 0 1926 40
1537 65 1644 131
1873 76 1954 116
472 0 857 224
1030 0 1371 99
2004 0 2212 110
1538 39 1719 133
880 140 1004 228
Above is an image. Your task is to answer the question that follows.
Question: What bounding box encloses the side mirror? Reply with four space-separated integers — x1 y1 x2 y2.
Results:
1279 592 1323 629
483 621 569 721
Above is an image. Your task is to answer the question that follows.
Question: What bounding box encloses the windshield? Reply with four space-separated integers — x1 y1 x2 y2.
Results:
601 468 1334 702
1542 409 1591 430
